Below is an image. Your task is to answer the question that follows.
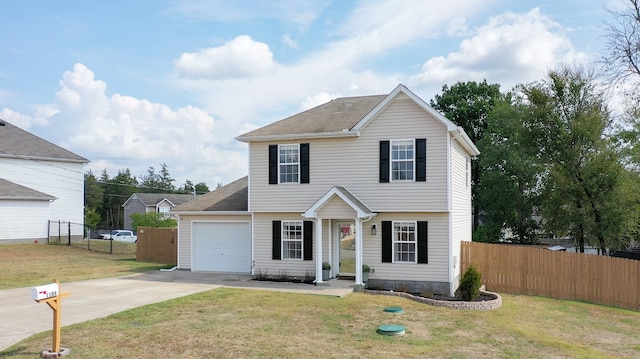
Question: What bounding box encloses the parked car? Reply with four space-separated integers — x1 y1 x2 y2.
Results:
100 230 137 243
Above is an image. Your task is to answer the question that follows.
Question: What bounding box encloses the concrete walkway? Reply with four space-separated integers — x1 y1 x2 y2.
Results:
0 271 354 352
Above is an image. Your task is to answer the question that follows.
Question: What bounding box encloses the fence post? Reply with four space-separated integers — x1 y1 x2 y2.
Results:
58 220 61 244
47 220 51 244
67 222 71 246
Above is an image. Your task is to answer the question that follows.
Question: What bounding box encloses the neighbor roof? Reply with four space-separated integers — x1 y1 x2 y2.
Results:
0 119 88 163
171 176 248 212
0 178 57 201
124 193 198 208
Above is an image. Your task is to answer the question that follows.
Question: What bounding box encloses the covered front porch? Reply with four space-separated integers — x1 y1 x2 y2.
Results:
302 186 376 288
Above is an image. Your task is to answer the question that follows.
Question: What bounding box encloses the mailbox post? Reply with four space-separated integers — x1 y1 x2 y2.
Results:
32 279 71 358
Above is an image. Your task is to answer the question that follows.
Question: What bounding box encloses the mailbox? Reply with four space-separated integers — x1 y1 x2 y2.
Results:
32 283 60 301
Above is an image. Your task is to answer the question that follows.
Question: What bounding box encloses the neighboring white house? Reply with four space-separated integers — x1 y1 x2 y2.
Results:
0 119 88 243
122 193 198 230
172 84 479 295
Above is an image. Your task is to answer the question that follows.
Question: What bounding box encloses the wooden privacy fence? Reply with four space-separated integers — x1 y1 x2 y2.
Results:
136 227 177 265
461 241 640 311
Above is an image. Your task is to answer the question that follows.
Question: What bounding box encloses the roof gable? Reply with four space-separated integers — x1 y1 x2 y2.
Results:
123 193 197 208
0 119 88 163
303 186 376 219
234 84 479 156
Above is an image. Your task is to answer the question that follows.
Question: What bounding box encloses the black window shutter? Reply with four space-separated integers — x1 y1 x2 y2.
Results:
380 141 390 183
272 221 281 260
303 221 313 260
300 143 309 184
416 138 426 182
381 221 392 262
268 145 278 184
417 221 428 263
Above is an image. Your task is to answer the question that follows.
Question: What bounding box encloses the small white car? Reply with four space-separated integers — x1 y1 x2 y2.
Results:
100 230 137 243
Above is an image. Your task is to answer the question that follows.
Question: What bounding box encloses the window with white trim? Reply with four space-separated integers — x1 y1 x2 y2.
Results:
391 140 414 181
282 220 303 259
279 144 299 183
393 221 416 263
157 206 171 217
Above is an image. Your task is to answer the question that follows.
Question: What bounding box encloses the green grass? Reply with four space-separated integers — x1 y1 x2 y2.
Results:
0 243 167 289
2 288 640 358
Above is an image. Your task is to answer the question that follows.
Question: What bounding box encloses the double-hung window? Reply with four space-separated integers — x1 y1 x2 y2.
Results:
379 139 426 183
393 221 416 263
282 220 303 259
391 140 414 181
279 144 299 183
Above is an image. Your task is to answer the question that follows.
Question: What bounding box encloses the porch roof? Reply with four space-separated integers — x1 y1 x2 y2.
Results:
302 186 376 219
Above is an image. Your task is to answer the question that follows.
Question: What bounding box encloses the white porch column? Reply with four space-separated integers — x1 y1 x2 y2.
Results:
355 218 363 285
315 218 323 283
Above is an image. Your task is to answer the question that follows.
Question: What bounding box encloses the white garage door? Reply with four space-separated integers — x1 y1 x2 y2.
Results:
193 222 251 273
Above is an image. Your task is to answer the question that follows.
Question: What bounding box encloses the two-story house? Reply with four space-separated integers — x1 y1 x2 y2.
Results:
172 84 479 295
122 193 197 230
0 119 88 243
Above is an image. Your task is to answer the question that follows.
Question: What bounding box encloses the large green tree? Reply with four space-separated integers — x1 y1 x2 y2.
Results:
430 80 502 232
477 94 542 243
519 67 637 253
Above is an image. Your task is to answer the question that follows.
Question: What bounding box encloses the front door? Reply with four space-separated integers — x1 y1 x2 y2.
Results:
336 221 355 277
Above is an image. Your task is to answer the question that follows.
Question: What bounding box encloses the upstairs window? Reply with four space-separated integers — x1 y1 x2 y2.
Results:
279 144 299 183
391 140 414 181
380 139 426 183
269 143 309 184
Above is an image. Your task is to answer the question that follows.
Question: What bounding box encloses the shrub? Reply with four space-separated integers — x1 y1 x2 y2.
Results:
456 265 482 301
322 262 331 270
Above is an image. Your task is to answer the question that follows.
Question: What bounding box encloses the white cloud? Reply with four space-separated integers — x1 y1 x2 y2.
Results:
175 35 277 80
281 34 298 49
411 8 588 89
299 92 339 111
5 63 245 187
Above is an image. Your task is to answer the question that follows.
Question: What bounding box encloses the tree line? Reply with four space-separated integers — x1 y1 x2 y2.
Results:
84 162 213 230
428 1 640 253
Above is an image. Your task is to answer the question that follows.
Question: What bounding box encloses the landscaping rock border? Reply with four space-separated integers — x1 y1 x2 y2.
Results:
365 289 502 310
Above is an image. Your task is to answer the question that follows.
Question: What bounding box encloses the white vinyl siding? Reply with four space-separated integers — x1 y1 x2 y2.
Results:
0 200 50 242
0 157 84 238
364 213 450 283
177 214 252 270
253 213 316 277
450 141 473 286
249 95 449 213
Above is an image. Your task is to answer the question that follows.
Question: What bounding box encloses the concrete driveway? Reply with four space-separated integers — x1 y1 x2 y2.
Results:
0 270 353 352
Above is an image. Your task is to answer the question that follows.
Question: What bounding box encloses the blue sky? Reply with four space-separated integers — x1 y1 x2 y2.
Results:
0 0 620 187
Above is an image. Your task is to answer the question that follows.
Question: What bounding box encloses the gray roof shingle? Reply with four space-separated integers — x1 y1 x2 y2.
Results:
236 95 386 140
128 193 198 207
0 178 56 201
171 176 248 212
0 119 88 162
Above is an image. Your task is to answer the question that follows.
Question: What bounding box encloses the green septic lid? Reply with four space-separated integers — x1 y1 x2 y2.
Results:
377 324 405 336
383 306 403 313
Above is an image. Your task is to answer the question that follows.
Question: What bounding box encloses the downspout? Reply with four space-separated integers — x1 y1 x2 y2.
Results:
356 215 374 286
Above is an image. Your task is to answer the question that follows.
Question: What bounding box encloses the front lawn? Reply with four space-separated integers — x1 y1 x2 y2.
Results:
2 288 640 358
0 243 166 290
